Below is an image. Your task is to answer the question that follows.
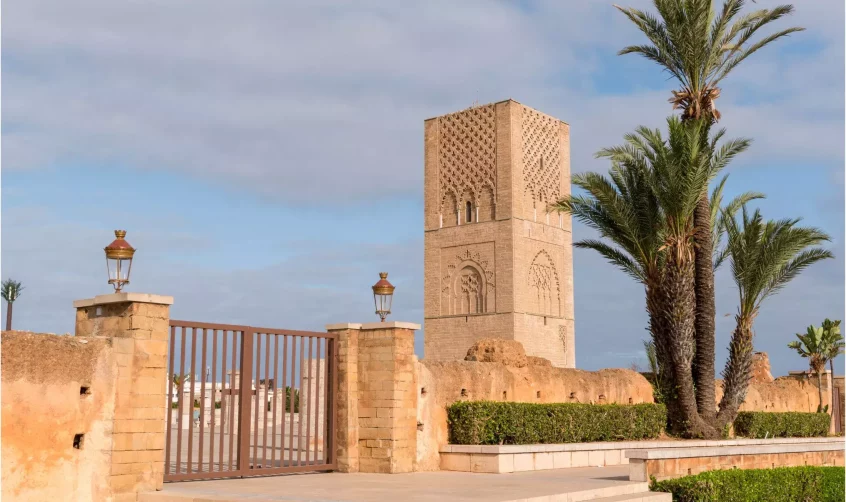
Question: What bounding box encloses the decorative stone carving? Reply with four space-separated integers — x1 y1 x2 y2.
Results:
528 250 560 316
438 105 497 214
522 107 561 207
441 247 495 315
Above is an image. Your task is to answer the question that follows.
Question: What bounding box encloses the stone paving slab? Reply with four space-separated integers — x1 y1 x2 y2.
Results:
141 465 649 502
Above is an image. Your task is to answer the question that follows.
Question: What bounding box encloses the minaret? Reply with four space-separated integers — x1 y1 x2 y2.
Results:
422 100 575 367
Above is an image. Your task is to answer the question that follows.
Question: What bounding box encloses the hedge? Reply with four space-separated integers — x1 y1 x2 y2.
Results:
734 411 830 438
447 401 666 444
650 466 845 502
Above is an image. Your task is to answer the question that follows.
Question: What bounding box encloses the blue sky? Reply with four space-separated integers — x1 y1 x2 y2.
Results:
2 0 844 377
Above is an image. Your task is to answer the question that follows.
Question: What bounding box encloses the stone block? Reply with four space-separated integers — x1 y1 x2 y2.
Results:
553 451 571 469
534 452 554 470
630 459 648 482
588 450 604 467
571 451 589 468
513 453 534 472
604 449 621 466
441 453 471 472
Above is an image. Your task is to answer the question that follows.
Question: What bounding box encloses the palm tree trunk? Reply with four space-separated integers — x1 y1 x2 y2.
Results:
816 371 824 412
661 250 719 438
693 194 717 423
716 316 754 428
5 301 12 331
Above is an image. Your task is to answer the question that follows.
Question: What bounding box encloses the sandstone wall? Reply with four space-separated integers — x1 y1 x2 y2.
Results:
415 358 654 471
716 377 824 413
1 331 118 502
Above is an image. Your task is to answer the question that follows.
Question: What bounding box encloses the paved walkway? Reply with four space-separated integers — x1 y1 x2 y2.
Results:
141 466 656 502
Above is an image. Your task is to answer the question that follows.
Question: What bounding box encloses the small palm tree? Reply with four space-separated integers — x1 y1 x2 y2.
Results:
718 207 832 424
820 319 844 376
2 279 24 331
789 319 844 412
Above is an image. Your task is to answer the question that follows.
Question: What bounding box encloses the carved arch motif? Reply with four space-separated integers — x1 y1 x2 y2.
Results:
441 249 495 315
528 250 560 316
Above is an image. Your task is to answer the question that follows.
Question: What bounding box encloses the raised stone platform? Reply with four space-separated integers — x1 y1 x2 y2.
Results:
627 437 845 481
440 437 841 474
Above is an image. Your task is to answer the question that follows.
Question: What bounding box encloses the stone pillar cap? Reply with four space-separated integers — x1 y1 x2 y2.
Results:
325 323 363 331
73 292 174 308
360 321 421 330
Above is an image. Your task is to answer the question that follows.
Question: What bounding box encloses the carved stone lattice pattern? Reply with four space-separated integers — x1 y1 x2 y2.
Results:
442 249 495 315
528 250 560 316
522 107 560 205
558 325 567 352
438 105 497 211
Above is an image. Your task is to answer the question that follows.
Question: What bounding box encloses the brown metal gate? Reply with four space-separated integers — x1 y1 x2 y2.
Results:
164 321 337 482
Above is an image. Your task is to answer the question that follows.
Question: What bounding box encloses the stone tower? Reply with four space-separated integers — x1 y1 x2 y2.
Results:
423 100 575 368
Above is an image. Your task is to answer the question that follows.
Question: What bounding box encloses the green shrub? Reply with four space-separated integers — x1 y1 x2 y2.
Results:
734 411 830 438
650 466 845 502
447 401 666 444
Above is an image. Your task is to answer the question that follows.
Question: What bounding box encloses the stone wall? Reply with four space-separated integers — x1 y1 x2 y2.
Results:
415 344 655 471
1 293 172 502
1 331 118 502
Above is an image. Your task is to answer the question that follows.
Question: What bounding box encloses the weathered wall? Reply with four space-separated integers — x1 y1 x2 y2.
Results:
1 331 118 502
716 377 824 414
415 356 654 471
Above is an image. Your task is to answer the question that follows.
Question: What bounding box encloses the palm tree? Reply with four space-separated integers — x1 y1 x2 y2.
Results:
789 319 844 413
554 116 749 436
719 207 832 424
821 319 844 377
2 279 24 331
616 0 803 422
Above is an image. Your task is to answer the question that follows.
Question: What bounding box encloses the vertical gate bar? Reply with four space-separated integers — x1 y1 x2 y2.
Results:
228 330 238 472
328 337 338 466
252 333 262 467
219 329 228 472
176 327 187 474
297 336 308 467
198 328 208 472
165 325 176 477
209 329 218 473
262 333 271 468
187 327 197 473
281 335 290 468
287 336 297 466
313 337 322 464
271 334 279 467
304 336 313 465
323 338 331 465
237 329 254 476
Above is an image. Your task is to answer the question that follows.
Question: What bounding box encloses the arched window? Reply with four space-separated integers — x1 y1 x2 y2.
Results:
466 201 473 223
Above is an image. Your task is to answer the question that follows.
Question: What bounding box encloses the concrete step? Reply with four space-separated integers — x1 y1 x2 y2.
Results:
558 482 651 502
589 492 672 502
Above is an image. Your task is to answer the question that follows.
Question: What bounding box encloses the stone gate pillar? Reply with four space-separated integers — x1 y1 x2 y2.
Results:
327 321 419 474
74 292 173 500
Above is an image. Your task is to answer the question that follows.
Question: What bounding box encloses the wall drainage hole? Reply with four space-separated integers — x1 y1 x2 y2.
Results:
460 389 468 397
80 386 91 396
73 434 85 450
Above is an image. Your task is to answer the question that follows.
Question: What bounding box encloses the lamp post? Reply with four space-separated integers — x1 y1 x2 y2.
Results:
104 230 135 292
372 272 395 322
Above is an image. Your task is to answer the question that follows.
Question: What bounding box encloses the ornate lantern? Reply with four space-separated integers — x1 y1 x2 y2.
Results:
371 272 395 322
104 230 135 292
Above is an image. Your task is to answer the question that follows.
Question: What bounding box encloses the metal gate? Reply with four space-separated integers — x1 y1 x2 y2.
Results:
164 321 337 482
